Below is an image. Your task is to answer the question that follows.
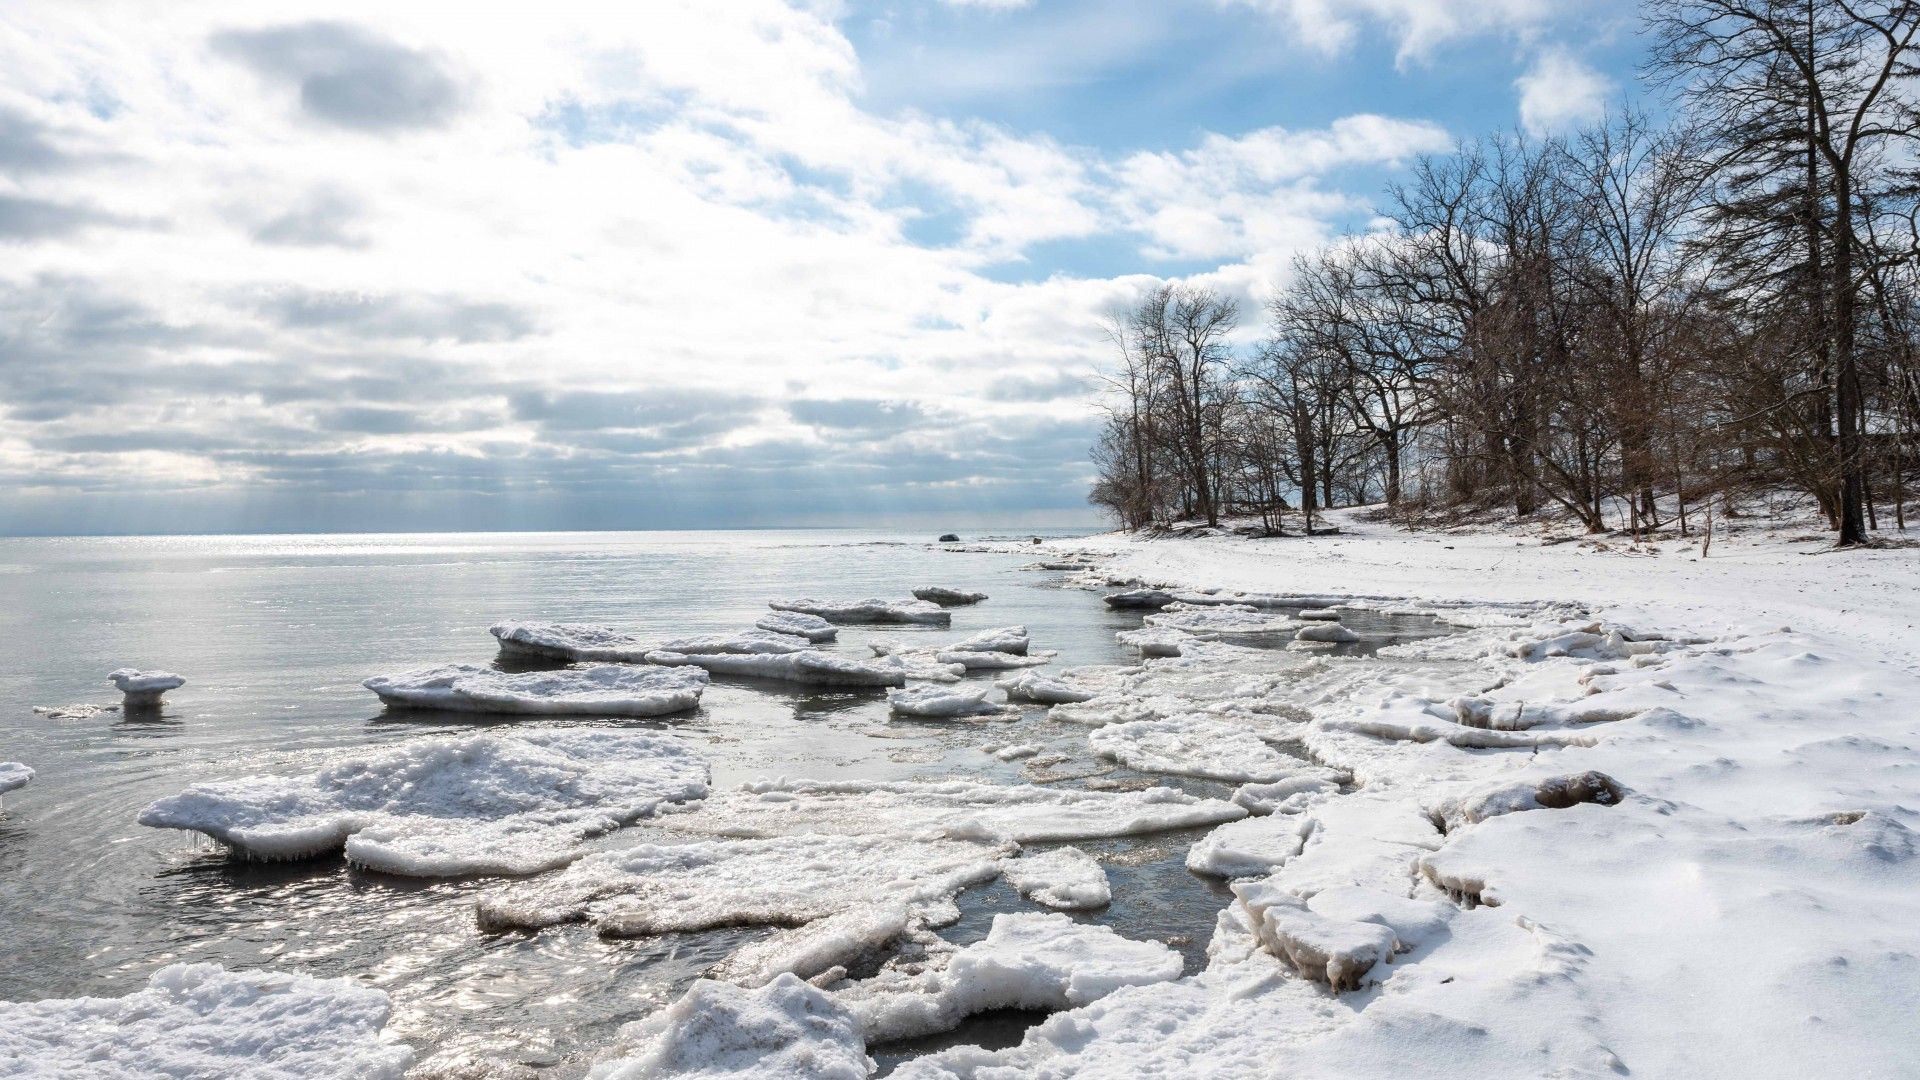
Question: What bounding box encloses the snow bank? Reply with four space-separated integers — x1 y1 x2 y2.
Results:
756 611 839 643
139 730 708 875
590 974 870 1080
1003 847 1109 909
108 668 184 707
1089 715 1305 783
0 962 412 1078
0 761 31 808
675 777 1245 845
834 913 1181 1044
489 620 653 663
364 663 708 717
769 598 950 627
913 587 988 606
650 650 906 688
887 684 1010 719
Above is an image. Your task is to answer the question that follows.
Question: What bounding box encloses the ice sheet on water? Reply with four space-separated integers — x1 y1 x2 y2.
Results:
756 611 839 643
770 598 950 626
1116 626 1187 658
1295 623 1359 644
590 974 871 1080
888 684 1011 719
673 777 1246 845
914 587 988 606
1186 814 1314 879
651 650 906 687
0 962 412 1079
490 621 654 663
0 761 31 808
364 663 709 717
1089 715 1306 783
109 668 184 705
1144 603 1299 635
138 730 709 875
1003 847 1109 910
476 833 1006 942
947 626 1030 655
831 913 1181 1044
656 630 812 655
998 671 1096 704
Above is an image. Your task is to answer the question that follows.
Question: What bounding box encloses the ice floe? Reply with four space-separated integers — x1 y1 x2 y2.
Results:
672 777 1245 845
590 974 871 1080
887 684 1011 719
1116 626 1187 658
769 598 950 627
1294 623 1359 644
756 611 839 643
913 587 988 606
1144 603 1299 635
651 650 906 688
997 671 1096 704
0 761 31 808
139 730 708 875
1003 846 1109 909
656 630 811 655
490 621 653 663
1186 814 1314 878
109 668 184 707
946 625 1030 655
1102 588 1176 609
1088 715 1306 783
364 663 708 717
0 962 412 1078
832 913 1181 1044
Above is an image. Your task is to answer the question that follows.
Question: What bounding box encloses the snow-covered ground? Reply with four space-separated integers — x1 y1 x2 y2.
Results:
861 506 1920 1078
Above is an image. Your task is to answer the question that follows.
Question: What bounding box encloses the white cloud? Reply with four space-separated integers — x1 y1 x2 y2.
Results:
1225 0 1554 63
1515 46 1612 135
0 0 1447 528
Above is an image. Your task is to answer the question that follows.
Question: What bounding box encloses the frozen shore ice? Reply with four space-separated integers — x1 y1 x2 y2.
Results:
770 597 951 626
589 974 871 1080
650 649 907 687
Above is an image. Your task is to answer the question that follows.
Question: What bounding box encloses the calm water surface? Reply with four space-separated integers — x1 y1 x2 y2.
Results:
0 529 1448 1075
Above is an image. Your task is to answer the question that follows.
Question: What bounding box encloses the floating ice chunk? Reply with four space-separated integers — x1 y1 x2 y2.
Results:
677 777 1246 845
475 834 1004 940
756 611 839 643
1117 626 1186 658
1186 814 1314 878
139 730 708 875
947 626 1030 655
650 650 905 688
872 651 967 683
1298 608 1341 620
835 913 1181 1044
1144 604 1298 635
364 663 708 716
0 962 412 1079
888 684 1011 719
32 703 121 720
1425 771 1623 833
108 668 184 707
1231 773 1343 815
770 598 950 627
591 974 870 1080
1230 881 1396 991
1294 623 1359 644
913 587 988 606
0 761 31 808
997 671 1095 704
991 743 1042 761
933 649 1052 671
655 630 811 655
1004 847 1109 909
489 621 653 663
1089 716 1304 784
1103 588 1175 609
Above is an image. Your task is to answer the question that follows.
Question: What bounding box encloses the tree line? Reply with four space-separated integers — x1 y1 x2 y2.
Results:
1091 0 1920 545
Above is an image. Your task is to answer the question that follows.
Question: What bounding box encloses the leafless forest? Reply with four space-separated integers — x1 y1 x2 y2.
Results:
1091 0 1920 544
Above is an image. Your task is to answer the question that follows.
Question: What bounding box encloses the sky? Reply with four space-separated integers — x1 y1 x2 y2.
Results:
0 0 1644 535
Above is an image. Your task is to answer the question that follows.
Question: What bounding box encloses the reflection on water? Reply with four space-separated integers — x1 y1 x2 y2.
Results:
0 529 1448 1075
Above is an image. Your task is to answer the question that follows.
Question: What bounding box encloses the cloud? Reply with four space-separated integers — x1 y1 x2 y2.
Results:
254 288 537 343
251 187 370 247
1225 0 1553 62
0 105 78 171
0 193 126 241
1515 47 1612 135
788 398 930 434
211 21 466 132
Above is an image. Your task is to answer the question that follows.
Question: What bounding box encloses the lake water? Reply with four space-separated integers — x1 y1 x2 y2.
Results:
0 529 1450 1075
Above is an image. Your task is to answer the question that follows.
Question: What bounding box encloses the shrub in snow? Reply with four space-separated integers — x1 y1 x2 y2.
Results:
138 730 708 875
